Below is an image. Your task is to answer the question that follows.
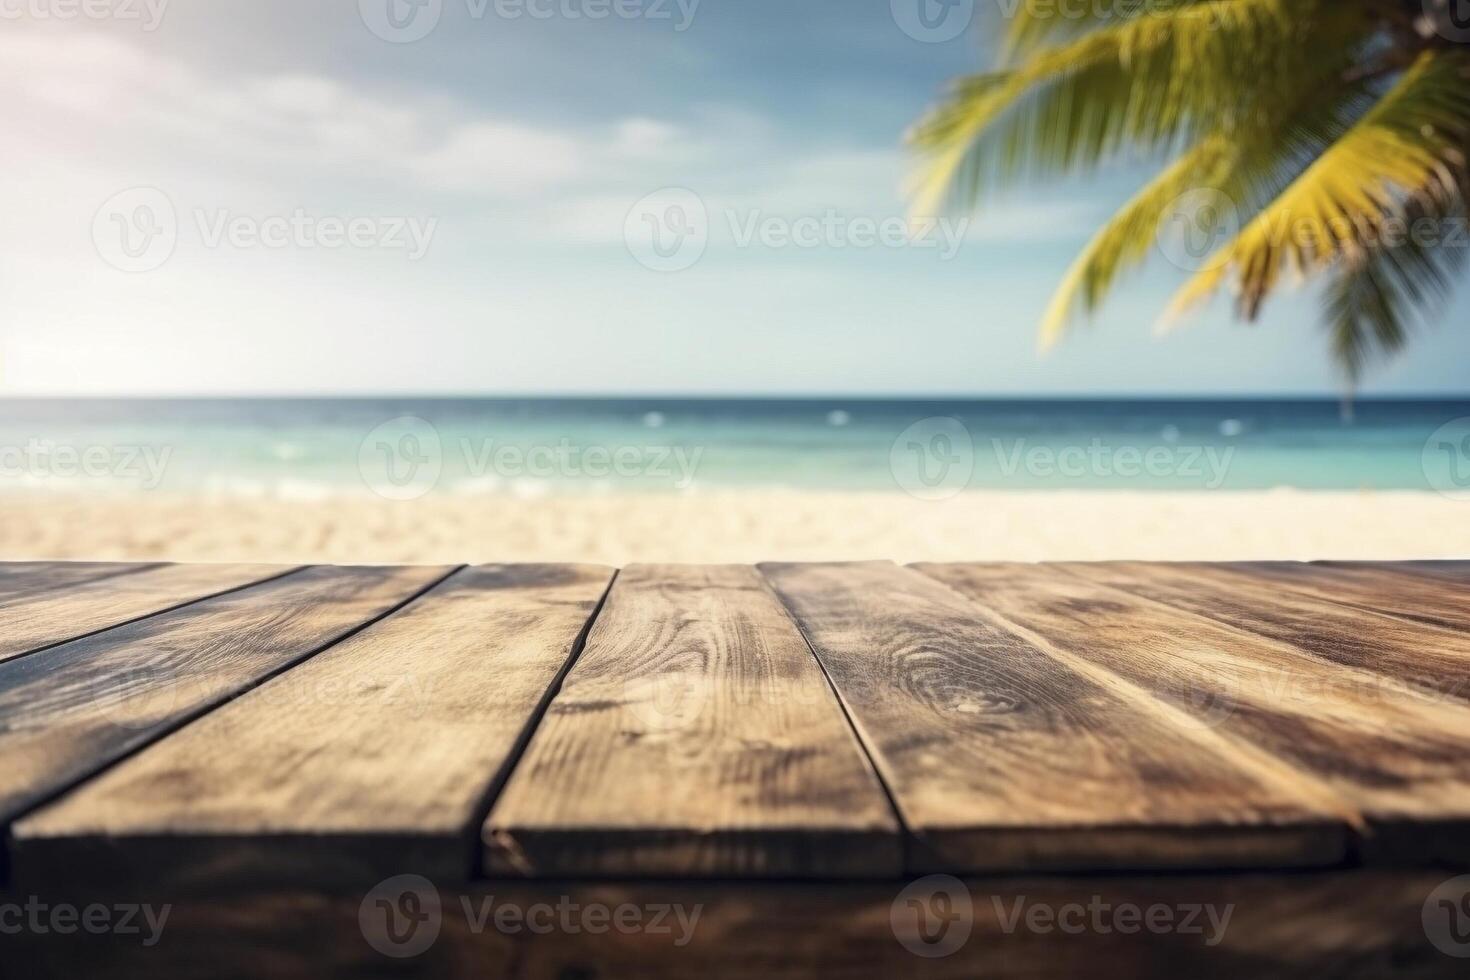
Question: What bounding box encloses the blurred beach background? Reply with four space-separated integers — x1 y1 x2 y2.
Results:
3 3 1469 563
4 397 1469 564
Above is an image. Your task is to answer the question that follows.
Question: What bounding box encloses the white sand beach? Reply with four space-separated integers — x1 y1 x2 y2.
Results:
2 489 1465 566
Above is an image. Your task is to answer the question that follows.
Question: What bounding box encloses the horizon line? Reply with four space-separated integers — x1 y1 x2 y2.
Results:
3 392 1469 403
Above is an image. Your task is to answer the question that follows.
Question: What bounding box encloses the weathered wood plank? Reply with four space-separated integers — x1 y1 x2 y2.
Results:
483 564 901 878
0 564 453 838
12 565 614 889
760 562 1346 873
11 873 1458 980
0 562 131 581
918 562 1470 865
1062 561 1470 708
1332 560 1470 583
1194 562 1470 635
0 562 294 663
0 562 155 602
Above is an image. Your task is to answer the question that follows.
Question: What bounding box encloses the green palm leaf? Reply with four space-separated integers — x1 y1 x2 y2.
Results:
909 1 1469 382
1039 137 1234 346
1324 191 1469 385
1169 51 1470 321
909 0 1336 214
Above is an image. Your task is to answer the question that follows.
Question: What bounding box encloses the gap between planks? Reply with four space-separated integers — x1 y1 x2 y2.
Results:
482 564 904 880
761 562 1351 875
12 565 616 890
0 564 460 885
0 563 305 665
915 561 1470 866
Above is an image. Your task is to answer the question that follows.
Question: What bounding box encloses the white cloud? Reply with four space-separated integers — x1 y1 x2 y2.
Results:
0 30 1116 399
1 32 1030 240
609 117 685 160
0 33 692 201
408 121 584 194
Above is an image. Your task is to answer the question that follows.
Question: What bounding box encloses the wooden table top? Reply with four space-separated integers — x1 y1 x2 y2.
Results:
4 558 1469 890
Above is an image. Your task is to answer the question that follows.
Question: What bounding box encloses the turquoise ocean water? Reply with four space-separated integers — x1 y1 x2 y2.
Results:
0 398 1467 496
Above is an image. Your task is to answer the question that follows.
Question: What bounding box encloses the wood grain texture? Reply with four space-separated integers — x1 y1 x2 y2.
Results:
0 562 138 581
11 874 1458 980
0 562 293 663
1202 562 1470 634
1333 560 1470 583
760 562 1345 873
1061 561 1470 708
918 561 1470 865
483 564 901 878
0 562 155 602
12 565 614 889
0 564 453 839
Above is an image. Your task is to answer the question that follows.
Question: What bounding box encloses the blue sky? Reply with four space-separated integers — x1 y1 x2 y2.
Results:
0 0 1466 397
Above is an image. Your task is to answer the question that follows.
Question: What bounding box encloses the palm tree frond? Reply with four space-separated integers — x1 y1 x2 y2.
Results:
1167 50 1470 322
912 1 1469 385
999 0 1196 57
909 0 1340 215
1041 68 1386 346
1039 137 1234 346
1322 194 1468 382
